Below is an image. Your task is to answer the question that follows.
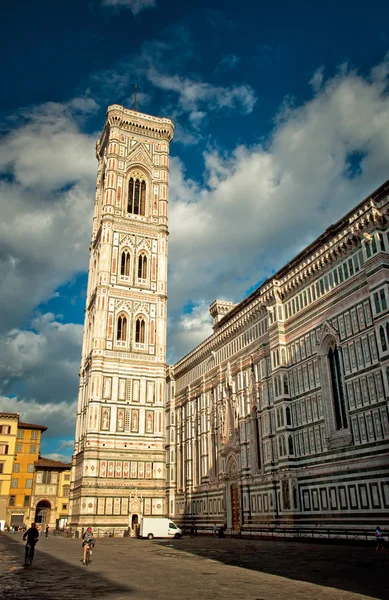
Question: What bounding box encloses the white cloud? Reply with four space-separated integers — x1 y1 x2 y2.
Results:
0 314 82 414
43 453 72 463
0 397 77 439
102 0 156 15
167 302 213 363
167 58 389 360
0 99 97 333
146 67 257 120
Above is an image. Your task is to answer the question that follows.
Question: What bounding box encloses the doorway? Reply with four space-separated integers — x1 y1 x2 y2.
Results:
35 500 51 525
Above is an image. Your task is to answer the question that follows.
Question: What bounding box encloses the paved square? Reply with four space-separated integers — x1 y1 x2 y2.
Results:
1 533 388 600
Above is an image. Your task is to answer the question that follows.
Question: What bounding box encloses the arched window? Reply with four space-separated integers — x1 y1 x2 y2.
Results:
328 344 347 430
288 435 294 455
283 375 289 395
135 317 145 344
281 348 287 365
127 177 147 215
380 325 387 352
120 250 131 277
117 315 127 342
254 413 261 470
286 406 291 426
138 254 147 280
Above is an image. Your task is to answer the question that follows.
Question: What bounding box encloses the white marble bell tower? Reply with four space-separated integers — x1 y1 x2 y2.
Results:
69 104 174 531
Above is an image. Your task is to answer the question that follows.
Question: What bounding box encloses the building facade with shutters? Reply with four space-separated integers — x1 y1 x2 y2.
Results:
8 421 47 528
69 104 174 531
166 179 389 531
29 458 71 530
0 413 19 529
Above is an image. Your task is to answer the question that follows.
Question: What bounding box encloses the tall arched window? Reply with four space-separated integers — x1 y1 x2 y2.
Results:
283 375 289 395
117 315 127 342
135 317 145 344
138 254 147 280
328 343 347 430
286 406 291 426
127 177 146 215
288 435 294 455
380 325 387 352
120 250 131 277
252 409 262 471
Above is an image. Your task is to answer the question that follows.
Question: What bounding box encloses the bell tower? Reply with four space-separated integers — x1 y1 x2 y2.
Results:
69 104 174 530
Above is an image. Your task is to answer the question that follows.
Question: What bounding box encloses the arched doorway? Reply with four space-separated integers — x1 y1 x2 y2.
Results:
35 500 51 526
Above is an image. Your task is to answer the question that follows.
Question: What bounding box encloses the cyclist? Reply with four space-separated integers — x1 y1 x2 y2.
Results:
23 522 39 563
82 527 95 564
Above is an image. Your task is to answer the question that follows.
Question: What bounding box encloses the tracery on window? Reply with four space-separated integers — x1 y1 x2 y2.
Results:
135 316 146 346
127 176 146 215
117 314 127 343
328 342 347 430
137 254 147 281
120 250 131 277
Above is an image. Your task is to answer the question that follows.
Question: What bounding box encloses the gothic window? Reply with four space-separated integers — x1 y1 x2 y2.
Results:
117 314 127 342
328 343 347 430
286 406 291 426
254 413 261 470
127 177 146 215
283 375 289 395
288 435 294 455
137 254 147 280
120 250 131 277
379 325 387 352
281 348 287 365
135 316 145 344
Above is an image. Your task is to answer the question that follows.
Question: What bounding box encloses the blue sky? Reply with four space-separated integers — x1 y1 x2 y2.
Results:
1 0 389 461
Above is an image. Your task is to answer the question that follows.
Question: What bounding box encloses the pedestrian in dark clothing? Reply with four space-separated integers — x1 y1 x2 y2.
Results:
376 526 388 554
190 524 195 538
45 525 49 538
23 523 39 561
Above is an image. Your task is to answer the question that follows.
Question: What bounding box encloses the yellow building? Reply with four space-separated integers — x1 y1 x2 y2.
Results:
29 458 71 530
7 420 47 528
0 413 19 529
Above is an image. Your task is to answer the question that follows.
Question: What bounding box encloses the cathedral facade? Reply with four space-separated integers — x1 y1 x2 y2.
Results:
166 180 389 530
69 105 174 530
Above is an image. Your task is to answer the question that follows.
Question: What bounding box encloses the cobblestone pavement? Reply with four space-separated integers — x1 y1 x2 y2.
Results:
0 532 388 600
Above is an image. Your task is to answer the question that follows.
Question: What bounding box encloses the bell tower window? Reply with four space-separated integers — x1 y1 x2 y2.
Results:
117 315 127 343
127 177 146 216
135 317 146 346
120 250 131 277
137 254 147 281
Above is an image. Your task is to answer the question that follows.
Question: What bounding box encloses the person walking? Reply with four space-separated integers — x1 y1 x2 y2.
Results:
23 523 39 563
213 523 218 538
45 525 49 538
375 526 388 554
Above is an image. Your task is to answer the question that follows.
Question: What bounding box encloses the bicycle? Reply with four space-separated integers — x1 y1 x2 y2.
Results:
84 542 93 566
24 543 34 566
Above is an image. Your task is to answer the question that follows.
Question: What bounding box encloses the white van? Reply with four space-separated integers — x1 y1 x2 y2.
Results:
140 517 182 540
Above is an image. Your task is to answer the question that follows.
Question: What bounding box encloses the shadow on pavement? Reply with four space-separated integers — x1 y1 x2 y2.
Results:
0 534 132 600
158 536 389 600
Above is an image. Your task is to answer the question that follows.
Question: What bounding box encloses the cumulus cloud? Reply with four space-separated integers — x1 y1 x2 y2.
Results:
0 313 82 409
167 302 213 363
146 68 256 121
167 58 389 360
43 453 72 463
0 99 97 333
102 0 156 15
0 397 77 439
